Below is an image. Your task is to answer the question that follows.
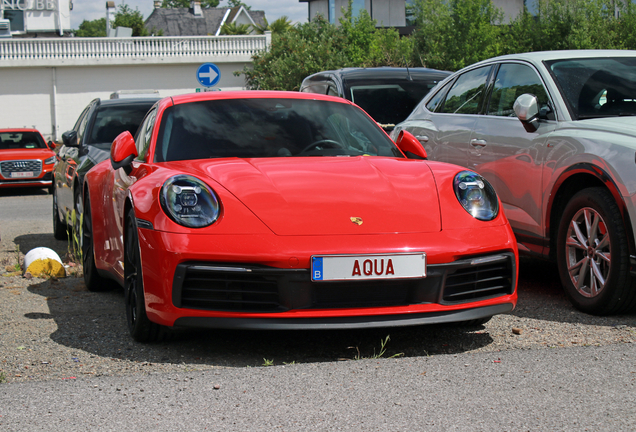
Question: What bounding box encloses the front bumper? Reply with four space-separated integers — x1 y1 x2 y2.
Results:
133 225 518 328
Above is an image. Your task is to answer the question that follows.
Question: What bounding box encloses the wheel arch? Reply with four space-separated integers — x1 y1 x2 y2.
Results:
546 163 636 260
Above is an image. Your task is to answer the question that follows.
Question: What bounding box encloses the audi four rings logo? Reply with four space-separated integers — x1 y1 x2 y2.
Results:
13 162 27 168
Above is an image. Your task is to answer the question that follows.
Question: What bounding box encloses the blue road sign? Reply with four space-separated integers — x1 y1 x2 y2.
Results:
196 63 221 87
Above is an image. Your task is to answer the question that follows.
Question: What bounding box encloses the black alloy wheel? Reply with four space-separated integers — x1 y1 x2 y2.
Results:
52 186 68 241
124 210 167 342
556 187 636 315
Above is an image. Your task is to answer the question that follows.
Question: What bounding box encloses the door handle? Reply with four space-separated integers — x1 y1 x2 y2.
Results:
470 139 487 147
416 135 429 142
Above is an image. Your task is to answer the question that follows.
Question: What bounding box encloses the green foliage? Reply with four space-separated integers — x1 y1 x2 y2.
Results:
114 3 148 37
75 18 107 37
240 6 416 91
411 0 504 71
253 16 293 35
161 0 219 7
0 371 6 384
220 21 252 35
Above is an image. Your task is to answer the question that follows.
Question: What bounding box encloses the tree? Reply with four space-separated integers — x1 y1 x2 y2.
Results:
114 3 148 36
75 18 107 37
220 22 252 35
253 16 293 35
411 0 504 71
161 0 219 7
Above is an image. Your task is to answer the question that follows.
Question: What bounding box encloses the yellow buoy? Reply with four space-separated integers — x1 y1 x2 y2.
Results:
24 247 66 278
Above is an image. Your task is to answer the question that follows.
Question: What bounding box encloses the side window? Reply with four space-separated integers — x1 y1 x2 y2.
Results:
425 82 451 113
488 63 550 117
327 80 339 96
441 66 492 114
301 81 329 95
74 106 91 145
135 108 157 161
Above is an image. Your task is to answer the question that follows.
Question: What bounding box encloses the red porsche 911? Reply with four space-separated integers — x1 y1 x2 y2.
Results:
82 91 518 342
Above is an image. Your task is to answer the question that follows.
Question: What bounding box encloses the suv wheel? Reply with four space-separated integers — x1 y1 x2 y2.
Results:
556 187 636 315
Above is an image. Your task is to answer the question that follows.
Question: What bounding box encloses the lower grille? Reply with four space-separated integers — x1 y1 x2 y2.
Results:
0 159 43 179
172 253 516 313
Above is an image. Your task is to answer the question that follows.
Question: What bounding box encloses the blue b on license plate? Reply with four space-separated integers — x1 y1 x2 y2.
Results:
311 253 426 282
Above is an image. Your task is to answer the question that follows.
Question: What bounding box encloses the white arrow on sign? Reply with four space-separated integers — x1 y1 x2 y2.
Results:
199 66 218 84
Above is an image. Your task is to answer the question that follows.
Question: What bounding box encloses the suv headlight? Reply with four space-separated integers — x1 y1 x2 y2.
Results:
44 156 56 165
160 175 220 228
453 171 499 221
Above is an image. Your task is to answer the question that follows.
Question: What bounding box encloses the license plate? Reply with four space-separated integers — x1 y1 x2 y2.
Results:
311 253 426 282
11 171 35 178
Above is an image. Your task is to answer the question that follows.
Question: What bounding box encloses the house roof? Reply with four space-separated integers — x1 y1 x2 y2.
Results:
145 6 265 36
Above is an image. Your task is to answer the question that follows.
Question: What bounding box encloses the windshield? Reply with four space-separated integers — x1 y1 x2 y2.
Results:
348 81 438 126
0 131 46 150
88 103 155 145
155 98 402 162
546 57 636 119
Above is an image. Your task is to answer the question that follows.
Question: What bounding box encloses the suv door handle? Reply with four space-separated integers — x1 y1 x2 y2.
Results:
416 135 429 142
470 139 487 147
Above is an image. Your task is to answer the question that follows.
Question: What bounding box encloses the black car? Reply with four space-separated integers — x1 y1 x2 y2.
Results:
300 67 451 130
52 97 159 240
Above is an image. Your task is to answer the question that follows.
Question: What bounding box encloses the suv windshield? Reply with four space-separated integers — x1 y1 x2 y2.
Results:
88 104 155 145
348 80 438 126
155 98 402 162
0 132 46 150
546 57 636 119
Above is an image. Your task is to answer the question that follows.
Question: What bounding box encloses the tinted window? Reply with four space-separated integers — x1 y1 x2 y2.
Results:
348 81 440 125
135 108 157 161
488 63 550 117
441 66 491 114
0 132 46 150
155 98 402 162
425 82 451 113
87 103 154 145
547 57 636 119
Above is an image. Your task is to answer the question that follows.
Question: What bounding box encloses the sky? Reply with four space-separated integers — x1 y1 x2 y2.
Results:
71 0 309 29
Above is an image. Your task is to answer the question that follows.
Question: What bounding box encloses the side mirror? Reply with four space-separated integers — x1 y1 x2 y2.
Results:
395 130 428 160
513 94 540 132
47 140 56 150
61 130 79 147
110 131 138 173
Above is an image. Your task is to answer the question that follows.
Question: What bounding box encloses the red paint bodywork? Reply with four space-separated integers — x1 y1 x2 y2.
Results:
84 91 518 329
0 128 56 190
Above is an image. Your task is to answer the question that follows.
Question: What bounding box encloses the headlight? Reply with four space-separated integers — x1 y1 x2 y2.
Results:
160 175 220 228
453 171 499 221
44 156 56 165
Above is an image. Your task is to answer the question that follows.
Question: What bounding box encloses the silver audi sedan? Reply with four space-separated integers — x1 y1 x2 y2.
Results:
391 50 636 315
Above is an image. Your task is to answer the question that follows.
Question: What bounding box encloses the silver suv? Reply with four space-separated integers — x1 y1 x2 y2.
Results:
391 50 636 315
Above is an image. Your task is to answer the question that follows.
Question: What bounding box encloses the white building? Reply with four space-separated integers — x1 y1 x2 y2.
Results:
0 0 72 37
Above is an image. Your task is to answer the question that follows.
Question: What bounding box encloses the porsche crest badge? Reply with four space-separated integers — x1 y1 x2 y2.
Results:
350 217 363 225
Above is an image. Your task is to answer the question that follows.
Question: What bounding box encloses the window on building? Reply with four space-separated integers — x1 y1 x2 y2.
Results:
328 0 336 24
352 0 365 18
4 10 24 32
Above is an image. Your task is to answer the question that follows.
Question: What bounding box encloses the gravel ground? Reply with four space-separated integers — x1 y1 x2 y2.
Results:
1 191 636 385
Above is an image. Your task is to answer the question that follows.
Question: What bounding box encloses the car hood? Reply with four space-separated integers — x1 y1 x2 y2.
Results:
0 148 54 161
170 157 442 236
575 116 636 136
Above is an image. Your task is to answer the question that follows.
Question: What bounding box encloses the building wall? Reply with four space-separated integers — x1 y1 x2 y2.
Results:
0 62 249 141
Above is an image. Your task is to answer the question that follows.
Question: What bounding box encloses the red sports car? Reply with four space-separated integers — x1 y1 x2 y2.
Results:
82 91 518 342
0 128 56 192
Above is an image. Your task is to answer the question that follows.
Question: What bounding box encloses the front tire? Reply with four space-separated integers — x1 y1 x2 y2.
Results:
124 210 168 342
556 187 636 315
52 186 68 241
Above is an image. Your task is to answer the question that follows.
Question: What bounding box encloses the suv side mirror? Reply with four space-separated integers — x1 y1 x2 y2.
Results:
514 94 540 132
47 140 56 150
61 130 79 147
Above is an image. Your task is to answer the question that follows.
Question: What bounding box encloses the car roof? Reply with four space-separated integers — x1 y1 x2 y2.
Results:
468 49 636 68
168 90 354 106
306 67 451 81
0 128 42 134
96 97 160 107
